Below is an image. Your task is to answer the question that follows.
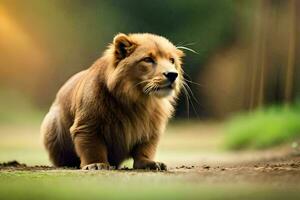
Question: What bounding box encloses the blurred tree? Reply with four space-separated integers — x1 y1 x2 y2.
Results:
200 0 300 119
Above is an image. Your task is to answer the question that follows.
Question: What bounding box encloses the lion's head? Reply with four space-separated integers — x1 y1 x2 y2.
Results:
105 33 184 102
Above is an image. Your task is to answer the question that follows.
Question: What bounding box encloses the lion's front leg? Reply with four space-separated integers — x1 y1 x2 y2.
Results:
71 123 111 170
132 136 167 171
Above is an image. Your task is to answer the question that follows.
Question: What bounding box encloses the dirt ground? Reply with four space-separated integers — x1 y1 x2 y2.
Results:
0 122 300 199
1 148 300 185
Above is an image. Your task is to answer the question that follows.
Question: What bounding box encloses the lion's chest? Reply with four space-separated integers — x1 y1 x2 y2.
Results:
101 110 159 165
108 113 154 148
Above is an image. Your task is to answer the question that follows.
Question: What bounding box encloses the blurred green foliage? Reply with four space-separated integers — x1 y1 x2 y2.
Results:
18 0 235 73
109 0 236 71
224 102 300 150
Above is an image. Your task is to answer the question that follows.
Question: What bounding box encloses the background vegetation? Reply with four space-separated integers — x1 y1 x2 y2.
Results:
225 102 300 150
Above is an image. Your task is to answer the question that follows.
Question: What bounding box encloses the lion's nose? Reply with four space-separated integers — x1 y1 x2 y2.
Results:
163 72 178 83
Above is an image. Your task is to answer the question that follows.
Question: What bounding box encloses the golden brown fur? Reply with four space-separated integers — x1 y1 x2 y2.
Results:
41 33 184 170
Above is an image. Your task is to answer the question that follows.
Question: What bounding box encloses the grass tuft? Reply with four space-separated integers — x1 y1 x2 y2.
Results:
224 102 300 150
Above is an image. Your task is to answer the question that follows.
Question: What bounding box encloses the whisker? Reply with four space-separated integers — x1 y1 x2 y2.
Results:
182 74 201 104
189 95 199 118
182 84 190 118
134 80 149 88
144 82 158 94
182 42 197 47
182 81 200 118
176 46 198 54
183 72 197 84
143 83 152 94
145 85 152 94
175 41 184 47
184 78 203 87
153 85 159 92
176 42 197 47
183 81 199 104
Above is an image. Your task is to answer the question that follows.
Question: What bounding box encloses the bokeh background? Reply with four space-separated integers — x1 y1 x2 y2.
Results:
1 1 300 199
0 0 300 162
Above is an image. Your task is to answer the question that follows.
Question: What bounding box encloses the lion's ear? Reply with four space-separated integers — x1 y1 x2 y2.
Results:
113 33 136 60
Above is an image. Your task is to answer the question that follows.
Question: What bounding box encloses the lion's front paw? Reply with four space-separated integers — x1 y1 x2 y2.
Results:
133 160 167 171
82 163 114 170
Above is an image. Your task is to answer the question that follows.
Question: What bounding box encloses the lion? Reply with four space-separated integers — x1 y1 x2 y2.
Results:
41 33 184 170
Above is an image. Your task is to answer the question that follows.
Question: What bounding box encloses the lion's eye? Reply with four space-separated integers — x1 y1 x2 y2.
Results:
169 58 175 64
143 57 155 64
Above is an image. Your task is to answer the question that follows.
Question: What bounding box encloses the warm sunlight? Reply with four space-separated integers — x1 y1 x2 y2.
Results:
0 5 46 73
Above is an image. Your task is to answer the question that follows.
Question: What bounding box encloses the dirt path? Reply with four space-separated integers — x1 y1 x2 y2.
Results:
1 147 300 199
1 152 300 186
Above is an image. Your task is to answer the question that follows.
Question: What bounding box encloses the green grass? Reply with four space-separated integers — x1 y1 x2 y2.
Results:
224 103 300 150
0 171 299 200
